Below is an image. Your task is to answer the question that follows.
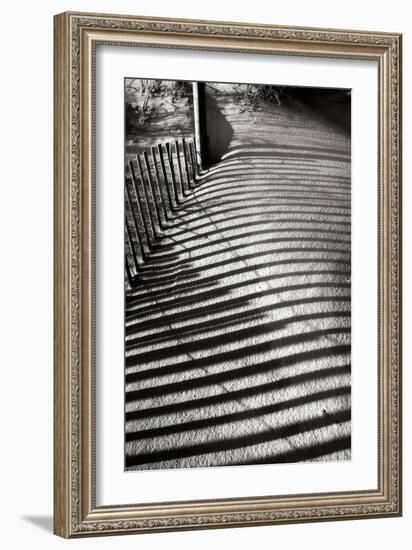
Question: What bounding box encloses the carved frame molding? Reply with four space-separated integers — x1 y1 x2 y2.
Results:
54 12 402 538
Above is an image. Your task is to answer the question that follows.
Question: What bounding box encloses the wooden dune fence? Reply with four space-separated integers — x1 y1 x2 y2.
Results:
125 138 199 287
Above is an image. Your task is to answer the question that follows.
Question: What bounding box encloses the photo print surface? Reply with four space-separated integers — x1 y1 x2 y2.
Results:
124 79 351 471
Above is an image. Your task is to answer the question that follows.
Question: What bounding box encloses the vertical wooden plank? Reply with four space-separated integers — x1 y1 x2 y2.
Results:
151 146 173 223
175 141 186 198
181 138 191 192
165 142 180 205
136 155 162 239
126 167 151 256
128 160 155 249
189 141 198 182
157 143 176 213
183 138 195 189
124 233 136 289
192 82 205 171
124 200 141 272
143 151 167 229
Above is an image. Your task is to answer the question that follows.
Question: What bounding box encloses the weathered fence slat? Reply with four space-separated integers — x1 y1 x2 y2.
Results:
165 142 180 207
128 161 156 250
141 152 164 233
151 146 173 223
125 176 149 261
157 143 177 213
125 254 134 288
174 141 187 199
136 155 163 241
125 206 141 276
181 138 190 194
143 151 167 230
189 141 198 182
183 138 195 189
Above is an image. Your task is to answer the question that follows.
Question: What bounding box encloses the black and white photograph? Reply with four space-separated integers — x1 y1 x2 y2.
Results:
124 78 351 471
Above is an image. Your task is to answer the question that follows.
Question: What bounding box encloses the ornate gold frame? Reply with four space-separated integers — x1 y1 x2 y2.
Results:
53 11 402 538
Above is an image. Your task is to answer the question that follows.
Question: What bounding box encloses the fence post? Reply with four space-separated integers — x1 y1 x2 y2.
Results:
192 82 206 171
165 142 180 206
157 143 177 214
125 254 135 289
125 205 141 275
175 140 187 198
183 138 195 189
151 146 174 223
189 141 199 182
125 175 149 260
128 161 156 250
180 138 191 193
136 155 163 240
140 152 164 234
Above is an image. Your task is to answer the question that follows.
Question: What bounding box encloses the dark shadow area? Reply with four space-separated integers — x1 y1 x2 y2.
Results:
179 200 351 222
126 295 350 336
129 254 350 295
126 363 350 421
288 87 351 135
126 385 350 442
127 294 349 345
127 266 349 309
217 148 350 164
190 196 351 211
126 279 350 319
126 341 350 391
132 232 350 261
149 216 350 253
125 409 351 467
203 87 234 166
232 435 351 465
21 515 53 533
193 181 351 197
126 310 350 361
171 205 349 229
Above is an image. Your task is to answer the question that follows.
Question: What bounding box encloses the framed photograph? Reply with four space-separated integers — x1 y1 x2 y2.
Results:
53 12 402 538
